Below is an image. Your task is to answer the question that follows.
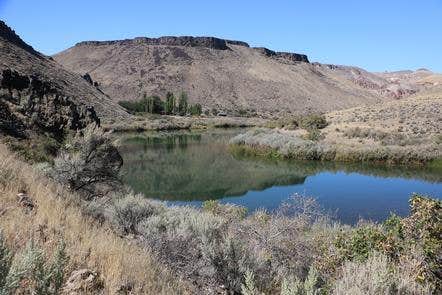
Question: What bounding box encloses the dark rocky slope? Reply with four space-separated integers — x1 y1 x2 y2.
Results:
0 20 129 139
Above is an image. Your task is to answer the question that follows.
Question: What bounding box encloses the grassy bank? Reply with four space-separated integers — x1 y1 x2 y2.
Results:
230 128 441 165
103 114 269 133
0 144 190 294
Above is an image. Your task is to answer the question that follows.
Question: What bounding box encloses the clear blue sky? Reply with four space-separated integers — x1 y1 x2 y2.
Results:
1 0 441 72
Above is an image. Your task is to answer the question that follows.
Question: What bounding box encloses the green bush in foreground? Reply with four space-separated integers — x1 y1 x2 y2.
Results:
0 234 68 295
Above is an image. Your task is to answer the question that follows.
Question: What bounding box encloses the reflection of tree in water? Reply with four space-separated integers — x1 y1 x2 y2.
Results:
119 130 442 202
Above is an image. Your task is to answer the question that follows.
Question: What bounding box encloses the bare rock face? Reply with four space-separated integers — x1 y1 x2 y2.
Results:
76 36 240 50
0 69 99 139
0 20 130 133
254 47 309 63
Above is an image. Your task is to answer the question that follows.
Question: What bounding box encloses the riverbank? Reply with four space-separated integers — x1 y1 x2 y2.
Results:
230 89 442 165
103 114 269 132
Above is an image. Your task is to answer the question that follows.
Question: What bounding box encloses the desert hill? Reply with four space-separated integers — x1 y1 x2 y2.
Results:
54 36 401 117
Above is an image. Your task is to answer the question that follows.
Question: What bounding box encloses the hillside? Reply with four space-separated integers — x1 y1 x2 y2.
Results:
54 36 399 117
0 20 129 138
231 86 442 164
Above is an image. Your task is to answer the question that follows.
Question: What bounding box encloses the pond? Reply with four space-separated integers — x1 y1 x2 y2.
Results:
118 129 442 224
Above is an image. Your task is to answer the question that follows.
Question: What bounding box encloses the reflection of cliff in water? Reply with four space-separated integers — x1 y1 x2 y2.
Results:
119 131 306 201
118 130 442 202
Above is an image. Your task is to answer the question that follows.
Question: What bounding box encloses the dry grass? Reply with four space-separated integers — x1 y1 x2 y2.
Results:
231 90 442 165
0 144 191 294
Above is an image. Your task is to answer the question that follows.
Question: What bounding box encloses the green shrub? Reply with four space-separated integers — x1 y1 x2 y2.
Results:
334 225 386 262
0 234 68 295
189 103 202 116
5 135 60 164
303 129 323 141
402 195 442 287
299 114 328 130
280 266 321 295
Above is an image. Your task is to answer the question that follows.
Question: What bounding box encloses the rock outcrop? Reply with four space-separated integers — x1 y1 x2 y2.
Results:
254 47 309 63
0 69 99 139
75 36 244 50
0 20 129 137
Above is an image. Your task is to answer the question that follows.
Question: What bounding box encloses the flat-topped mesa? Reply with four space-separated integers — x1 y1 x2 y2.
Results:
76 36 251 50
254 47 309 63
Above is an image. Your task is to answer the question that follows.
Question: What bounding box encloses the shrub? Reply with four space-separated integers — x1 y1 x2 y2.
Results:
202 200 248 220
112 194 164 234
332 252 431 295
241 270 261 295
299 114 328 131
0 234 68 295
303 129 323 141
402 195 442 287
202 234 253 293
51 126 123 199
280 266 321 295
334 224 386 262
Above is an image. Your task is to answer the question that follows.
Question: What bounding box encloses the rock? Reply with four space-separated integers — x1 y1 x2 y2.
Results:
16 192 34 211
76 36 252 51
0 69 100 140
254 47 309 63
62 269 103 294
82 73 93 85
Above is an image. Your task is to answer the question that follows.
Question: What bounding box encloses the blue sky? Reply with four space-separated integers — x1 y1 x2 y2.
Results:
1 0 441 72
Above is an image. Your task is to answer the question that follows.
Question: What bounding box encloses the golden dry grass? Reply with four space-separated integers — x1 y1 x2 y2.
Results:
0 143 191 294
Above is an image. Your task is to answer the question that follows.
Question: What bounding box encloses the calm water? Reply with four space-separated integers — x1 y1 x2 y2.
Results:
118 129 442 224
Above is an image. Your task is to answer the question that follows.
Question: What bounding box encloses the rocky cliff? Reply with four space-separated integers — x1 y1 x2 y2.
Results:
0 20 129 139
0 69 99 139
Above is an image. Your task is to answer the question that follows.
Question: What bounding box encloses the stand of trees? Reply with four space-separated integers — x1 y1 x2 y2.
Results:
118 92 202 116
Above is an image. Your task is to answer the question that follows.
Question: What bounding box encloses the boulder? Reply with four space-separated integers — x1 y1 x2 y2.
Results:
62 269 103 294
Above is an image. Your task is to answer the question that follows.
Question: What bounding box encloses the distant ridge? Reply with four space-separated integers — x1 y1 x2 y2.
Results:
75 35 309 63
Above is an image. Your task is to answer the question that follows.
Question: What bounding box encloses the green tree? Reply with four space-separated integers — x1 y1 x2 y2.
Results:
189 103 202 116
165 92 176 115
178 92 188 116
151 96 164 114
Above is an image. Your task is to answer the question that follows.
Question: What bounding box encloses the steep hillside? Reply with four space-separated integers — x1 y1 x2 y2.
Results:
54 36 393 116
0 20 129 139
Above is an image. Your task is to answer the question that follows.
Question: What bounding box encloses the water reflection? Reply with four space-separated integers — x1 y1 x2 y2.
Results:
118 129 442 223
